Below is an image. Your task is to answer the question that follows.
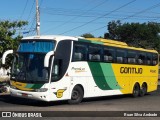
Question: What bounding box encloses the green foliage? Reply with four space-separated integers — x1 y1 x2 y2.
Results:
81 33 95 38
106 20 160 52
0 20 28 69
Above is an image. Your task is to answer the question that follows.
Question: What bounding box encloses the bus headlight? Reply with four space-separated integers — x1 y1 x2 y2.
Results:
35 88 48 92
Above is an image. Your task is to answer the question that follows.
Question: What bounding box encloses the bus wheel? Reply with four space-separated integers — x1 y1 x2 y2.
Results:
132 83 140 97
68 85 84 104
139 83 147 97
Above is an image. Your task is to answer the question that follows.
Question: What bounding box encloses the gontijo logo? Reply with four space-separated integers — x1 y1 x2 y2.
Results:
120 67 143 74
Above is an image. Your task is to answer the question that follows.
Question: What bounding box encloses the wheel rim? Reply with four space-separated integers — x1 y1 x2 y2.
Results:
72 90 79 100
142 84 147 94
134 85 139 96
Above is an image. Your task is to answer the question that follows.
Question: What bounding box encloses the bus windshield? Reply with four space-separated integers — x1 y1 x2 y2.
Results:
10 39 56 83
11 53 49 83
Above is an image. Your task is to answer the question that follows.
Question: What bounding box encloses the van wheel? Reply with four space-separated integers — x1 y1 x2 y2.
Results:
68 86 84 104
139 83 147 97
132 83 140 97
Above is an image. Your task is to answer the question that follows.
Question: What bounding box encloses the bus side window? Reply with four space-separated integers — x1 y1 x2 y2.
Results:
73 44 87 61
146 53 152 65
152 54 158 65
104 47 115 63
51 40 71 82
137 53 146 65
127 51 136 64
74 52 83 61
88 45 102 62
51 59 62 81
116 49 126 63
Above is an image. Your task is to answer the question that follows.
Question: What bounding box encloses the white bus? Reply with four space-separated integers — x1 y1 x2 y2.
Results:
2 35 159 104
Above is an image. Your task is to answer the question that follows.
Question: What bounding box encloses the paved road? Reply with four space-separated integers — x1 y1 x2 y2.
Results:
0 86 160 119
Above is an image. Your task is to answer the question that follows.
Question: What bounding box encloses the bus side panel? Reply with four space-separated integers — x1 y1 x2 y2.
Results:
67 62 158 99
68 62 123 98
49 77 71 101
112 64 158 94
68 62 93 98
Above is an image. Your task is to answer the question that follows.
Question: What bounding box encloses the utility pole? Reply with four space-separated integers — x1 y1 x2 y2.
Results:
36 0 40 35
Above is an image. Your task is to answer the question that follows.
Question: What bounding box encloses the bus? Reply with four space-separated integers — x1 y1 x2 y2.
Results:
2 35 159 104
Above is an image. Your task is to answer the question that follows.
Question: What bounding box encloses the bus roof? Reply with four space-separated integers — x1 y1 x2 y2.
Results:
83 38 158 54
22 35 79 41
22 35 158 54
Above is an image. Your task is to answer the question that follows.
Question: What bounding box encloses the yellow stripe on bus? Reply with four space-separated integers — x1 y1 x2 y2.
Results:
11 81 34 91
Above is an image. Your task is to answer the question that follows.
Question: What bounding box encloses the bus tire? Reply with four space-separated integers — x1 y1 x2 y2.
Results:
132 83 140 97
139 83 147 97
68 85 84 104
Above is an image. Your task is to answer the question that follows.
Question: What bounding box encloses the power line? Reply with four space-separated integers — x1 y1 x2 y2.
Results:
42 0 108 34
41 6 160 22
23 0 35 36
122 2 160 21
43 15 160 24
42 12 160 20
89 1 160 34
41 7 159 17
17 0 29 36
27 15 36 36
27 0 35 21
19 0 29 20
44 20 107 24
60 0 136 35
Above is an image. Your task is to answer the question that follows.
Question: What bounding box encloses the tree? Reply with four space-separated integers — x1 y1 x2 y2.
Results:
0 20 28 69
81 33 95 38
107 20 121 40
106 20 160 52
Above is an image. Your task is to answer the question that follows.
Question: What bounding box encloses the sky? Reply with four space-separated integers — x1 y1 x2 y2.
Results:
0 0 160 37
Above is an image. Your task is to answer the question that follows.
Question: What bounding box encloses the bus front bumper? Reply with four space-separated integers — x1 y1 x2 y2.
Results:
10 88 52 102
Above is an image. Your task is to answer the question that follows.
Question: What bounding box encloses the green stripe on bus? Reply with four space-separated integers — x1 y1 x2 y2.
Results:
78 39 103 45
31 84 44 89
88 62 121 90
88 62 112 90
25 84 34 88
78 39 92 43
100 63 121 89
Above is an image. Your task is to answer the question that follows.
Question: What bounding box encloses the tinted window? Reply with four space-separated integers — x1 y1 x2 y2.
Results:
88 45 102 61
116 49 126 63
104 47 115 62
72 41 158 66
73 43 87 61
51 40 71 82
146 53 152 65
127 51 137 64
137 53 146 65
152 54 158 65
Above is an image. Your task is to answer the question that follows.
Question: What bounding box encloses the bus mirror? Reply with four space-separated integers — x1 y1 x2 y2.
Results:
44 51 54 67
2 50 13 64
